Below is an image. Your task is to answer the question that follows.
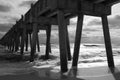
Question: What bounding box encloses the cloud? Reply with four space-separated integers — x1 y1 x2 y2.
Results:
19 0 36 7
108 15 120 28
83 27 100 32
0 14 19 25
70 17 77 25
87 19 101 26
0 31 6 38
0 32 6 39
7 16 19 23
87 15 120 29
0 23 12 32
0 4 12 12
1 15 19 24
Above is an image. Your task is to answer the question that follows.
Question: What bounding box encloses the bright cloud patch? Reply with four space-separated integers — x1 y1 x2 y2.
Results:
86 15 120 28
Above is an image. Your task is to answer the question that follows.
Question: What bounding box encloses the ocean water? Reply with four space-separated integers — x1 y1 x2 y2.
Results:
38 43 120 59
0 44 120 75
31 43 120 68
2 43 120 66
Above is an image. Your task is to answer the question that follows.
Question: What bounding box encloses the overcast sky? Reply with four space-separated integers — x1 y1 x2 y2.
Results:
0 0 120 45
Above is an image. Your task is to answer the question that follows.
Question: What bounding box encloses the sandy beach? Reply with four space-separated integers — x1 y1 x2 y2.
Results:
0 64 120 80
0 44 120 80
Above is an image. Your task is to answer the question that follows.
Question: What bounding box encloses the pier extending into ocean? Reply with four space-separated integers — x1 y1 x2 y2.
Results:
0 0 120 73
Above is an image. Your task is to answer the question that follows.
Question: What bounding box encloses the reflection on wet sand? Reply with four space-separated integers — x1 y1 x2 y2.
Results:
21 65 120 80
0 45 120 80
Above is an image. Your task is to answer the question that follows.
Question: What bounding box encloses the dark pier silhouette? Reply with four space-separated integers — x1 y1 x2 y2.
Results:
0 0 120 73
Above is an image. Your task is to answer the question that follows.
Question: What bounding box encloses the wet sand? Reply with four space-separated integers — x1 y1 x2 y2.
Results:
0 65 120 80
0 45 120 80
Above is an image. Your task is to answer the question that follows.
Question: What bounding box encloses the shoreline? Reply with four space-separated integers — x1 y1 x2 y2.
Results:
0 64 120 80
0 44 120 80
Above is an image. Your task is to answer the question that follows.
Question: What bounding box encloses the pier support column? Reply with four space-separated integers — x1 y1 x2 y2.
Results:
45 25 51 59
30 23 37 62
20 27 26 57
15 35 20 52
72 14 84 67
25 33 28 51
10 39 13 51
11 40 14 52
36 31 40 52
29 33 32 49
9 40 12 51
65 24 72 61
12 39 15 52
101 15 115 68
58 10 68 72
49 43 52 53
